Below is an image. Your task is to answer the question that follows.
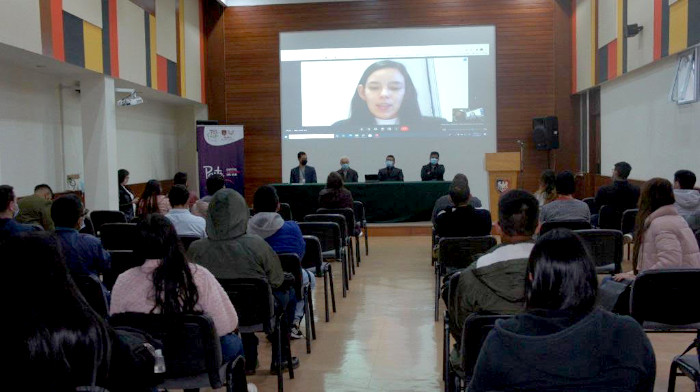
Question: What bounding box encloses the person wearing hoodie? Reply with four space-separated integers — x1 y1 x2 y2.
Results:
448 190 539 366
468 229 655 392
248 185 315 339
673 169 700 231
187 188 299 374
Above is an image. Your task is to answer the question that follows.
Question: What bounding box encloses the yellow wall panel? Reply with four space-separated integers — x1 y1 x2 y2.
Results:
669 0 688 54
178 0 186 97
83 21 104 73
617 0 623 76
150 14 158 90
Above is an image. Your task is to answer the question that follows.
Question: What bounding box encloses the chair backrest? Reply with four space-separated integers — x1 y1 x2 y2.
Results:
102 250 141 290
110 312 223 386
540 219 592 235
301 235 323 275
279 203 293 221
178 235 200 251
248 208 255 217
278 253 303 300
80 216 95 235
218 278 275 333
598 204 621 230
630 269 700 327
317 208 355 235
353 201 366 224
575 229 623 272
100 223 138 251
696 229 700 247
438 236 497 272
460 313 514 377
72 274 109 319
582 197 597 214
446 271 462 309
298 222 341 259
305 213 347 240
90 210 127 235
621 209 638 235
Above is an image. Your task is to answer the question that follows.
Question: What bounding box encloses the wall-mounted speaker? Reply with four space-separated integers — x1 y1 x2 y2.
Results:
533 116 559 151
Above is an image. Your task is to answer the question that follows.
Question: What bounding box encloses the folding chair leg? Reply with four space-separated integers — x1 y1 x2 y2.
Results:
667 361 678 392
308 286 316 339
443 311 450 391
323 271 330 322
349 244 356 275
276 318 283 392
282 318 294 379
355 235 361 265
364 226 369 256
328 265 337 313
304 293 311 354
435 265 440 322
340 256 347 298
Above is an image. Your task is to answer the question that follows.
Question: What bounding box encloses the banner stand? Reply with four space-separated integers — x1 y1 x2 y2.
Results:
196 125 245 197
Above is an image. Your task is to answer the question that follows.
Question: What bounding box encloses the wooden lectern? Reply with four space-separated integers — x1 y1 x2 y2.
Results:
485 152 522 222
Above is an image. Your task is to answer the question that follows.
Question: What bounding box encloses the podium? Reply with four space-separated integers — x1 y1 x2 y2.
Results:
484 152 521 222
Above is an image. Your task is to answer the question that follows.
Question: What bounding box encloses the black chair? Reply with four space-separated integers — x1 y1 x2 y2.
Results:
249 208 255 217
575 229 623 274
100 223 138 251
695 229 699 247
219 278 293 391
317 207 360 267
110 312 247 392
539 219 591 235
278 253 316 354
435 236 497 321
621 209 638 259
630 269 700 331
442 271 462 390
80 216 95 235
448 313 515 391
598 204 621 230
279 203 293 221
582 197 597 214
179 235 201 251
668 334 699 392
90 210 127 236
72 274 109 319
353 201 369 256
303 214 352 292
301 235 336 322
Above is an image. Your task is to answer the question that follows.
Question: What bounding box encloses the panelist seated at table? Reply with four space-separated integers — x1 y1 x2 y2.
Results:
290 151 317 184
378 155 404 182
336 156 359 183
421 151 445 182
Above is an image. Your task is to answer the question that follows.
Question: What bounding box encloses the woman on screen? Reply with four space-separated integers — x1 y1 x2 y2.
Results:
332 60 446 130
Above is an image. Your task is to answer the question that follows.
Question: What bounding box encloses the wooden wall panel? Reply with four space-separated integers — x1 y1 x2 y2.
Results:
205 0 576 202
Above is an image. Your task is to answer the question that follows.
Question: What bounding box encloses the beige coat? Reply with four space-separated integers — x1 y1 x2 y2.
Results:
638 205 700 272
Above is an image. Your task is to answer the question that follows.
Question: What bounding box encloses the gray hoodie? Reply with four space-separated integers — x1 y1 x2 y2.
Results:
247 212 285 239
674 189 700 231
187 189 284 288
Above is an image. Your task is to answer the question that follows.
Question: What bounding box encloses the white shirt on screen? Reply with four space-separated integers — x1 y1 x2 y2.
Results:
165 208 207 238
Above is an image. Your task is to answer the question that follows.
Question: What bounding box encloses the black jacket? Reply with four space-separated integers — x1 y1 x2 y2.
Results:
118 186 135 221
378 167 404 182
595 180 640 214
435 205 491 238
290 165 317 184
421 164 445 181
336 168 359 183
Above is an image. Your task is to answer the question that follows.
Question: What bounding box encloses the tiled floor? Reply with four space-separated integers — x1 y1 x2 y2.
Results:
212 236 696 392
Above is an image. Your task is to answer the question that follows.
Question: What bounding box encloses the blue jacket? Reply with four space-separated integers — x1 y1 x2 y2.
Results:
0 218 40 243
247 212 305 260
54 227 111 277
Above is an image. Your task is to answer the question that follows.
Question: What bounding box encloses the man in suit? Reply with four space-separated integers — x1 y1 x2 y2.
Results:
289 151 317 184
421 151 445 181
378 155 404 182
336 156 358 183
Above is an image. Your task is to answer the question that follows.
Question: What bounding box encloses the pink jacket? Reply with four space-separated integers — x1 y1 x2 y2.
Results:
638 205 700 272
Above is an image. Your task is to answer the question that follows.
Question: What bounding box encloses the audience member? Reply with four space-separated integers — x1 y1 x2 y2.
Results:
337 156 359 183
378 154 404 182
319 172 354 210
290 151 317 184
118 169 136 221
539 171 590 223
187 189 298 374
135 179 171 218
534 169 557 206
593 162 640 224
16 183 55 230
448 190 538 362
468 229 656 392
434 174 491 237
173 171 199 208
421 151 445 181
110 214 245 366
51 194 111 280
0 185 40 243
673 169 700 231
248 185 314 340
192 173 226 217
165 185 206 238
614 178 700 281
431 174 482 225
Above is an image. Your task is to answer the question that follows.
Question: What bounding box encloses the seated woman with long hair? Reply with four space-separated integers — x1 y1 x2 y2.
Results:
318 171 354 210
614 178 700 281
534 169 557 206
468 229 656 392
135 179 171 218
110 214 244 363
4 232 112 391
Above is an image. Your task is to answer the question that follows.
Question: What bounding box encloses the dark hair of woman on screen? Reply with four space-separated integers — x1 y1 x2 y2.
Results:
3 232 111 391
467 229 656 392
332 60 445 129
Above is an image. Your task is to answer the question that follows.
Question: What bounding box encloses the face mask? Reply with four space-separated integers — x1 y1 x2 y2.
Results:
386 160 394 168
430 158 438 165
13 205 19 218
341 163 350 170
300 159 308 166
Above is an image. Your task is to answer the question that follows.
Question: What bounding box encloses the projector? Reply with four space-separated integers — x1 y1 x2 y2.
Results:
117 92 144 107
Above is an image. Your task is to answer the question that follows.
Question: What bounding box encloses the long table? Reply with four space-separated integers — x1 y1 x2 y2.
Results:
272 181 451 223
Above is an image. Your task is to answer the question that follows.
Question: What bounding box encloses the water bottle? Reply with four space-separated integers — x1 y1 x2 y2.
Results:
154 349 166 374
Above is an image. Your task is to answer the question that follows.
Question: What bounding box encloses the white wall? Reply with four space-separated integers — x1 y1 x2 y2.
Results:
601 54 700 182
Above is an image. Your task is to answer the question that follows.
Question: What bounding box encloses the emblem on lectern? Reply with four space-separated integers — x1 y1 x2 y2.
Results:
496 179 510 194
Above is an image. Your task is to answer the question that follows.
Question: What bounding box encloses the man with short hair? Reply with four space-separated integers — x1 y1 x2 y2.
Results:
51 194 111 279
435 174 491 237
421 151 445 181
449 190 538 365
0 185 40 243
166 185 206 238
378 154 404 182
173 171 199 208
431 174 483 225
16 184 55 230
336 156 359 183
593 162 640 223
290 151 317 184
539 171 590 223
192 174 226 217
673 169 700 231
